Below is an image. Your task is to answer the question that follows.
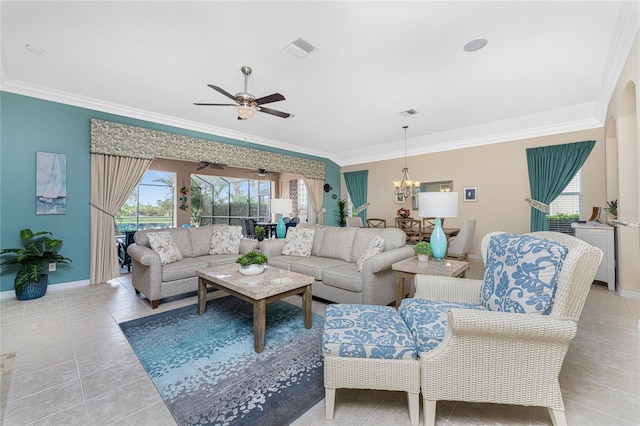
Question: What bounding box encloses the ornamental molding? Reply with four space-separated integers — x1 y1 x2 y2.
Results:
90 118 325 179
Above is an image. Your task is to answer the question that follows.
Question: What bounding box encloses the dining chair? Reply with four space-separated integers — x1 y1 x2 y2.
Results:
346 217 364 227
446 219 476 261
398 218 422 244
366 218 387 228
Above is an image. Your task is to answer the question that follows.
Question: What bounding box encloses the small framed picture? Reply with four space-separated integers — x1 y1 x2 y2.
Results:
464 187 477 202
395 192 405 204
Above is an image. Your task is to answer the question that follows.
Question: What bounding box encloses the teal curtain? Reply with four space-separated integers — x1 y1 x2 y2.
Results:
343 170 369 222
526 140 596 232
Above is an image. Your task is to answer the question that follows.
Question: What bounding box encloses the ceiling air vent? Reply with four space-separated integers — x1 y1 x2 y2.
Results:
399 109 418 117
284 38 317 58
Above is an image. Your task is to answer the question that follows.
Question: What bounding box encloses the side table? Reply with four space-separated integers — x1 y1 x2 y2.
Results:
391 257 469 307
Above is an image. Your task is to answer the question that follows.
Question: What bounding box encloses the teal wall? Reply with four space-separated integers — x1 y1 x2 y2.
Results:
0 91 341 292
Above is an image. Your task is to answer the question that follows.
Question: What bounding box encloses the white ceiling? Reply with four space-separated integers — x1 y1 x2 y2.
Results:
1 1 638 166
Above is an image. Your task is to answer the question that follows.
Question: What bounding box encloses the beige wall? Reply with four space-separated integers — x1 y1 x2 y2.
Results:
341 128 605 259
605 31 639 295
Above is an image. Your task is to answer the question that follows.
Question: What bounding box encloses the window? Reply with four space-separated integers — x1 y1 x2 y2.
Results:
115 171 175 234
547 170 581 235
297 179 308 224
191 175 271 226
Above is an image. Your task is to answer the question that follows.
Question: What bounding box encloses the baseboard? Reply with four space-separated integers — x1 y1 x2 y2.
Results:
618 289 640 299
468 254 482 260
0 279 90 300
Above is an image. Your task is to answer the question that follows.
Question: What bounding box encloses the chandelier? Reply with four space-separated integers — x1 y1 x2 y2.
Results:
393 125 420 199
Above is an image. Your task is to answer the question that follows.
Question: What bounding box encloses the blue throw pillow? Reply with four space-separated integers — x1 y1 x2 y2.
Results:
481 233 568 315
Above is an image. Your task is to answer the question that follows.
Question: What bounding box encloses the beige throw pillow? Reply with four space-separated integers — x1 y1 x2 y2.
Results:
282 227 316 257
356 236 384 272
147 231 184 265
209 226 242 255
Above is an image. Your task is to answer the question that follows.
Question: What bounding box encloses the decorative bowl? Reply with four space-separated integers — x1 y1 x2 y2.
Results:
238 264 266 276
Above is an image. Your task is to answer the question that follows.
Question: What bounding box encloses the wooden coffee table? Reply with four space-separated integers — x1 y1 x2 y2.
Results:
196 264 314 353
392 257 469 307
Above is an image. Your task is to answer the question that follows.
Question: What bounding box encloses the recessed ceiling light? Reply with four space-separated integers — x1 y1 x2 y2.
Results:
25 44 45 54
463 38 488 52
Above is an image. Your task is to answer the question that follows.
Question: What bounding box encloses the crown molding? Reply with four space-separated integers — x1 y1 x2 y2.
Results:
0 80 340 164
597 0 640 115
337 102 604 166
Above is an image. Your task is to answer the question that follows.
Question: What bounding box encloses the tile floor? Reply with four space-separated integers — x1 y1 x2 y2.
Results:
1 259 638 425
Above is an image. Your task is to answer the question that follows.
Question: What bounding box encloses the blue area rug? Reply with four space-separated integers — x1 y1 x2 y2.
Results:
120 297 324 425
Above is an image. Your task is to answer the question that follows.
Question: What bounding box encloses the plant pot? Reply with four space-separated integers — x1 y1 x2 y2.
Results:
15 275 48 300
417 254 429 262
238 264 266 276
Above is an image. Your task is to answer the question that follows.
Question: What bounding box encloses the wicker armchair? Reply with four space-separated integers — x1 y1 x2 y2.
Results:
413 231 602 426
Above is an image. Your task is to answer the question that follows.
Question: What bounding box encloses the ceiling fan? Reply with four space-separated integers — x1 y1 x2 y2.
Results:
245 168 277 177
195 161 226 171
194 66 292 120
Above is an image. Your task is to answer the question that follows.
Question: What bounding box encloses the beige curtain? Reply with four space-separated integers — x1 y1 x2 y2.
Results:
303 178 324 225
90 154 152 284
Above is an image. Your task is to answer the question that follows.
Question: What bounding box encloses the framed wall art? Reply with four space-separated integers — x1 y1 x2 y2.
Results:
463 187 477 202
36 152 67 215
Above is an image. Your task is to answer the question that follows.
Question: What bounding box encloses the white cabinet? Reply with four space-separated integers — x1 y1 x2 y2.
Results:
572 224 616 291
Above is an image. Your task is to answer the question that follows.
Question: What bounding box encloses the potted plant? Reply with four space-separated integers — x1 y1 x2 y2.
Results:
0 228 71 300
607 199 618 218
236 251 268 275
414 241 432 261
336 199 348 227
255 226 266 241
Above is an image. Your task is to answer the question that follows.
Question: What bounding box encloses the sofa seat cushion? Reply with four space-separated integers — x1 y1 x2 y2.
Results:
161 257 211 282
323 304 417 360
481 233 568 315
268 255 348 280
400 298 487 354
321 263 362 292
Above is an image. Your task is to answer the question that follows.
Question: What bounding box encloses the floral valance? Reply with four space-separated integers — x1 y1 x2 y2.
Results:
90 119 325 179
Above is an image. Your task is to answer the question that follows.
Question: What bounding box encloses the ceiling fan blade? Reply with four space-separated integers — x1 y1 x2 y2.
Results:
207 84 237 101
193 103 237 106
254 93 285 105
258 106 291 119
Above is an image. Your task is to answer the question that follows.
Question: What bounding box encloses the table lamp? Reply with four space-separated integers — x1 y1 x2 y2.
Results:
270 198 292 238
419 192 459 260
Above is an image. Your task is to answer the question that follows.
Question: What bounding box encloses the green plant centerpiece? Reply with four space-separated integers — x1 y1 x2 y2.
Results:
255 226 266 241
414 241 432 261
0 228 71 300
236 251 268 276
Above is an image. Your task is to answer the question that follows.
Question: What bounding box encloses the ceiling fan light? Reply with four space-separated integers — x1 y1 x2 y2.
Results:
236 105 256 120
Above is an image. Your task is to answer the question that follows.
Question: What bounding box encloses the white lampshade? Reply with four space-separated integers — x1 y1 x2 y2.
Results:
270 198 292 214
419 192 459 218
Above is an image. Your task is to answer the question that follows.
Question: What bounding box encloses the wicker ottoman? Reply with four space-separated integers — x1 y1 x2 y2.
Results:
322 304 420 425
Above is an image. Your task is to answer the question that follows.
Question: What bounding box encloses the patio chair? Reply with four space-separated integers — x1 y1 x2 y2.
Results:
402 231 602 426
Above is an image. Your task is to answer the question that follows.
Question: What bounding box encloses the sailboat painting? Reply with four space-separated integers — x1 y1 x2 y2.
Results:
36 152 67 215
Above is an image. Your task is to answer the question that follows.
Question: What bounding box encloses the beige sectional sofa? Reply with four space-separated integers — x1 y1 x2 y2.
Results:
127 225 258 308
259 224 415 305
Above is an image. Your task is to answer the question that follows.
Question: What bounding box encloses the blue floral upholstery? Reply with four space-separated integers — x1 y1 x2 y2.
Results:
481 233 568 315
323 304 417 360
400 299 487 354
